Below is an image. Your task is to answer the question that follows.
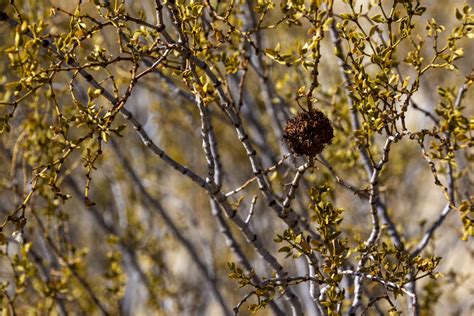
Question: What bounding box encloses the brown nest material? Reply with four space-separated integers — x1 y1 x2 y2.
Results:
284 110 334 157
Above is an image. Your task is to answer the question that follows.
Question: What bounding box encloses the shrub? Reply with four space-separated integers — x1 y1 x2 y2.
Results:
0 0 472 315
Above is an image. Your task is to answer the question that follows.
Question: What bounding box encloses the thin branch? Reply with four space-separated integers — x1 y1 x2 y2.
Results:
29 212 110 315
329 18 403 251
245 196 258 224
233 290 256 315
316 156 369 199
225 154 290 197
282 161 311 216
350 134 399 315
411 203 451 257
341 270 417 311
329 22 373 177
110 140 232 316
65 176 160 307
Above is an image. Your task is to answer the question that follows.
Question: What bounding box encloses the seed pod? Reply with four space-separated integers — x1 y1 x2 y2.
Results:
284 110 334 157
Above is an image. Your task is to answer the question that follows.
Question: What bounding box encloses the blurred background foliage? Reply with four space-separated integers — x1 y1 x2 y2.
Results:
0 0 472 315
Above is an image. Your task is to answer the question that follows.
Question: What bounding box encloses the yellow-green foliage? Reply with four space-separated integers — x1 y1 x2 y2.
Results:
0 0 472 315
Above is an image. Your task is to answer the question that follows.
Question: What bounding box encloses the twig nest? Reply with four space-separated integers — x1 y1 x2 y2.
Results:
284 110 334 157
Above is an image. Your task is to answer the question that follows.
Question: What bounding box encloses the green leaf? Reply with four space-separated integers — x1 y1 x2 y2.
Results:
0 233 6 245
455 9 463 20
294 234 302 244
371 14 385 23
